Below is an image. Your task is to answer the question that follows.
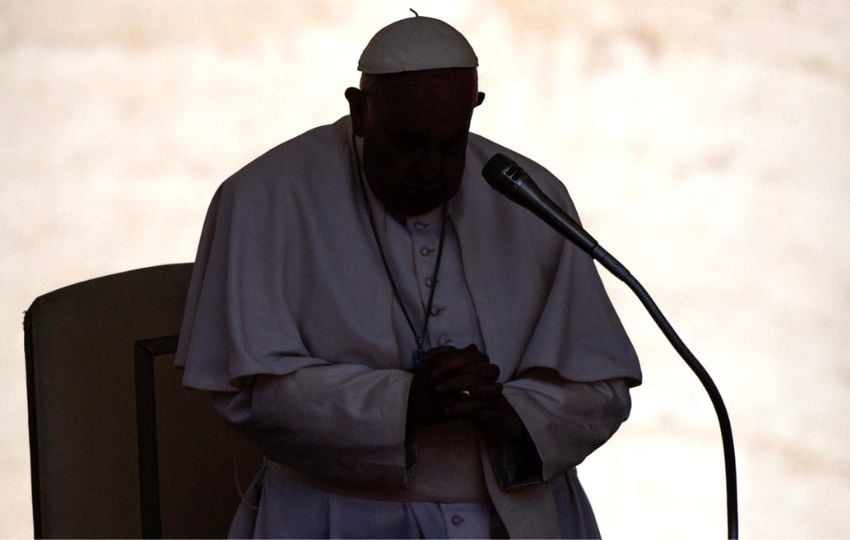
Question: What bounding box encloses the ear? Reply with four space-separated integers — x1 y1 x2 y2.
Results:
345 87 367 137
475 92 486 107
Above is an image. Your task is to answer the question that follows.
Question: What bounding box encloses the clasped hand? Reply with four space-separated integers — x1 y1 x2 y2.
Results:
407 345 525 442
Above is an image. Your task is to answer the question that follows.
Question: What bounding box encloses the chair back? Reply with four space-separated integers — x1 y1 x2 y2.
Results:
25 264 261 538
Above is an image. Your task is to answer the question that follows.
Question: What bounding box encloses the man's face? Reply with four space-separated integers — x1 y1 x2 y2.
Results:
346 68 483 217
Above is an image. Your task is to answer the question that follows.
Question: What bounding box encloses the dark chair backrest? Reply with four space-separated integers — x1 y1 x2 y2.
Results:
24 264 262 538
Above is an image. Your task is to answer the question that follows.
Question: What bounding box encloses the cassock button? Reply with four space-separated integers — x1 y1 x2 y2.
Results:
429 305 445 316
438 336 453 346
424 277 438 288
414 221 429 231
451 515 464 526
419 246 434 256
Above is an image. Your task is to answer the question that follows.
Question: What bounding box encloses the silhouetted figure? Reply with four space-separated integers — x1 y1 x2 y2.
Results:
176 15 641 539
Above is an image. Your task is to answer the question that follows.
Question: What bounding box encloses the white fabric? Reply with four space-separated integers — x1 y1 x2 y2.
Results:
175 116 641 538
357 16 478 74
229 460 498 538
175 117 640 390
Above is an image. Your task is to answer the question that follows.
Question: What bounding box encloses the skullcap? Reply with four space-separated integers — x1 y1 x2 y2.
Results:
358 15 478 74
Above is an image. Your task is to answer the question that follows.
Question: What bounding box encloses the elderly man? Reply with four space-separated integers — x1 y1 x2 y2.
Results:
176 15 641 539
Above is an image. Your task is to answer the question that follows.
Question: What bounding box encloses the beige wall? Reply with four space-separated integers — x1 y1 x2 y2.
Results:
2 1 849 537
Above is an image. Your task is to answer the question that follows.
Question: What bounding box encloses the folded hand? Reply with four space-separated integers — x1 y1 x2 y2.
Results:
407 345 526 442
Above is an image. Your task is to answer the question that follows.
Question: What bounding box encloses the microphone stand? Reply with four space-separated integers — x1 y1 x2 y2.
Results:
482 154 738 538
590 245 738 539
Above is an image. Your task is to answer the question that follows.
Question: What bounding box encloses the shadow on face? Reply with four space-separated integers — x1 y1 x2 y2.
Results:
346 68 486 217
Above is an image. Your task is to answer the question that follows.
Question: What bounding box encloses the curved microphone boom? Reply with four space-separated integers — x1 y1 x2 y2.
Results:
482 153 739 540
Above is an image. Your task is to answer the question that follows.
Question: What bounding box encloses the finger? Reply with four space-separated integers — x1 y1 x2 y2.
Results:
446 359 499 380
434 362 499 387
446 385 503 405
424 344 481 360
427 345 484 363
444 398 502 418
436 373 495 394
421 346 458 362
434 391 469 410
430 350 493 380
466 383 503 400
469 362 499 381
437 374 502 395
427 344 482 358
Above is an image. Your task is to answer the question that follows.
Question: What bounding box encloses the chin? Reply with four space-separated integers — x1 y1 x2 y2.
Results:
393 202 440 217
396 188 460 217
407 191 455 215
378 191 440 217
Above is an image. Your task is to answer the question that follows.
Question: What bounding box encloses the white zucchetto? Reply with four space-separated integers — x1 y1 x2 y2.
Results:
357 15 478 74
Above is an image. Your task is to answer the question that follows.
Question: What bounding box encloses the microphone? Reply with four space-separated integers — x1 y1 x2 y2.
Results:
482 153 599 254
482 152 739 539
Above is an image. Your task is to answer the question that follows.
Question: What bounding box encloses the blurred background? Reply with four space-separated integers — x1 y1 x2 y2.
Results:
2 0 849 537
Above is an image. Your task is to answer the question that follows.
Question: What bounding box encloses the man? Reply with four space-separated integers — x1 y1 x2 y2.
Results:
176 15 641 539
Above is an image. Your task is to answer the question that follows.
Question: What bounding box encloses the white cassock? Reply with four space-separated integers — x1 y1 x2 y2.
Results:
175 116 642 538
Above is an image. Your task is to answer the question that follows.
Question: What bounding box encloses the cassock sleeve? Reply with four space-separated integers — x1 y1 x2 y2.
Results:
500 371 631 485
213 367 413 488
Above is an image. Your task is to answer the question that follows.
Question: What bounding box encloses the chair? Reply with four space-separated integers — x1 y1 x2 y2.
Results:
24 264 262 538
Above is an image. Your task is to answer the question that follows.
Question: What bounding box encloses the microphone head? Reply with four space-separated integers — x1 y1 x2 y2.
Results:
481 153 518 195
482 152 599 253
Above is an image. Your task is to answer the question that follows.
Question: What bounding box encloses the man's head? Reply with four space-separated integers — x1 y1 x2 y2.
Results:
345 16 485 217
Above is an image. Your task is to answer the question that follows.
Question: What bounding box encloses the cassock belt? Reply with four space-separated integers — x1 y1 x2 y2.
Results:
270 419 490 503
267 418 562 537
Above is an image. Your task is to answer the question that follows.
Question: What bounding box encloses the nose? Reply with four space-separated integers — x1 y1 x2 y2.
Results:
415 146 441 185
